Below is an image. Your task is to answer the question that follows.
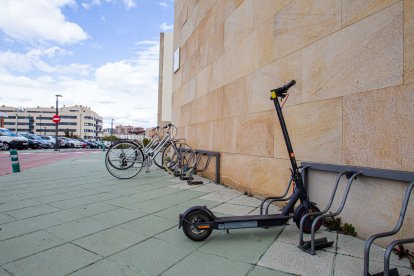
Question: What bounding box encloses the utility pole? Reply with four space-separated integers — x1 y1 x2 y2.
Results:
55 95 62 151
39 115 42 135
15 113 18 134
110 119 114 145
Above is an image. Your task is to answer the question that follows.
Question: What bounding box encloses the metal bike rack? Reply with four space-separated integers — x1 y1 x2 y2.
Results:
298 162 414 259
364 181 414 276
176 149 221 185
299 170 361 255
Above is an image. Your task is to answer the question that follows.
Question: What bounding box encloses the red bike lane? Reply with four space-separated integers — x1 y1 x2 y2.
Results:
0 151 100 176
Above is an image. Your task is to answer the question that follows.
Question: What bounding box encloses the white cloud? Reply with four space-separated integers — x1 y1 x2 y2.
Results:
122 0 136 9
158 2 168 8
0 41 160 128
0 0 88 45
0 47 92 76
160 22 174 31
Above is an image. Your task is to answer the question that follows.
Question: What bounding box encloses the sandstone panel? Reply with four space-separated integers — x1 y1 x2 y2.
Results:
220 152 254 192
342 0 399 27
404 0 414 84
302 2 403 103
250 157 292 198
397 82 414 171
236 111 276 158
249 51 302 115
224 0 254 51
274 98 342 164
220 75 251 119
274 0 341 60
343 87 402 170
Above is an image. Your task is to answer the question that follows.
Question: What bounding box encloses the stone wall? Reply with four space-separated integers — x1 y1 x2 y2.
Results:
172 0 414 245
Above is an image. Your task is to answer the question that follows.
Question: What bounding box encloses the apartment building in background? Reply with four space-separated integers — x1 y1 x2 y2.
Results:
0 105 103 140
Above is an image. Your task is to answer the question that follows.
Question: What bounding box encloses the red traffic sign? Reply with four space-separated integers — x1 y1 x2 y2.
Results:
52 114 61 123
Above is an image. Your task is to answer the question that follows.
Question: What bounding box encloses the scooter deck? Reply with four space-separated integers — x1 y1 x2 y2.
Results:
213 214 292 230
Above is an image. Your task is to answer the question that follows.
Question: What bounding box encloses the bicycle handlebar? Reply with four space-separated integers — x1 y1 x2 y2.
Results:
163 123 173 129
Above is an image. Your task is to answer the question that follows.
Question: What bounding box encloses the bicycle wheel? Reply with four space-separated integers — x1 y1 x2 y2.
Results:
153 148 165 169
105 141 144 179
162 142 179 173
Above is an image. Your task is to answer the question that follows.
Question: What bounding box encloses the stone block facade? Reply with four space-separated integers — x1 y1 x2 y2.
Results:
172 0 414 246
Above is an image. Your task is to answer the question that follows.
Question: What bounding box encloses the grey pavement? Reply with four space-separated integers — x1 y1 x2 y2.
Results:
0 152 412 275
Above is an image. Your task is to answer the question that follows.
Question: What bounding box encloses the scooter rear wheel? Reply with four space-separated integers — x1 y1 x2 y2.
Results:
182 210 213 241
295 204 322 234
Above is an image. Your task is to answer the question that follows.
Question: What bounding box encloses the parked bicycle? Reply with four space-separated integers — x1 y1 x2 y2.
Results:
105 124 196 179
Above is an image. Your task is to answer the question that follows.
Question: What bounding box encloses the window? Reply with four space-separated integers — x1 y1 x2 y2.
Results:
60 115 77 119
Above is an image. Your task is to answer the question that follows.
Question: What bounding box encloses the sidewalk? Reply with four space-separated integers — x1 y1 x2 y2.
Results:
0 152 412 275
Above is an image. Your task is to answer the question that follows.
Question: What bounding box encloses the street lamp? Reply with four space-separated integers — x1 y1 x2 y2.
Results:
55 94 62 151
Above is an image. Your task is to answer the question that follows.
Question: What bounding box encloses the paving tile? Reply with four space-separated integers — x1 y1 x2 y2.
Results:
5 204 61 219
199 227 282 264
334 253 414 276
0 199 41 212
22 209 85 229
0 230 65 265
211 203 255 216
0 213 14 225
336 233 412 268
163 250 252 276
200 191 241 203
0 266 9 276
73 227 148 256
258 241 334 276
247 265 290 276
276 224 337 252
110 238 193 275
67 202 119 217
228 195 263 207
71 259 143 276
3 243 101 276
154 205 189 221
45 218 111 241
157 190 207 205
154 227 221 251
119 215 177 236
91 208 147 226
126 200 173 214
0 219 40 241
178 198 222 209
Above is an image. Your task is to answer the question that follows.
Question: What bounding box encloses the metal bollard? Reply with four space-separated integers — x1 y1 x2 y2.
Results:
10 149 20 173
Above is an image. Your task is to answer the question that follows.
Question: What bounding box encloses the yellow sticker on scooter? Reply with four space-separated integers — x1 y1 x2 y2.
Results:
271 91 277 99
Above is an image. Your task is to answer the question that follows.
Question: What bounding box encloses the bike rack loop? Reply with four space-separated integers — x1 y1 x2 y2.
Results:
259 166 309 215
363 181 414 276
298 170 350 247
307 171 362 255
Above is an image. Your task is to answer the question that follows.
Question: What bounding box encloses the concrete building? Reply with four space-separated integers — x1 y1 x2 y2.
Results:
0 105 103 139
171 1 414 247
157 32 173 127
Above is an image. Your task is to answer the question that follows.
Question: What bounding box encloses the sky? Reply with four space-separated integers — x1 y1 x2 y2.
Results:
0 0 174 128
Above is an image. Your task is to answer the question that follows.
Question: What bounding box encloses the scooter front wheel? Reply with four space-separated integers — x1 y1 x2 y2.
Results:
182 210 213 241
294 204 322 234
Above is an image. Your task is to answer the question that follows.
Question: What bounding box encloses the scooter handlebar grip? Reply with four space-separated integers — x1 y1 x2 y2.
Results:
283 80 296 90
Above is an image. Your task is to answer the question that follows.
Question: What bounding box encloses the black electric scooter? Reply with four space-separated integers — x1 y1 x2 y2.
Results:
178 80 323 241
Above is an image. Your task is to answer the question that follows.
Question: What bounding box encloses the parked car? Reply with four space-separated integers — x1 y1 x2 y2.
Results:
40 136 56 147
21 133 51 149
18 134 41 149
103 141 112 148
0 128 29 150
78 139 97 148
65 138 83 148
